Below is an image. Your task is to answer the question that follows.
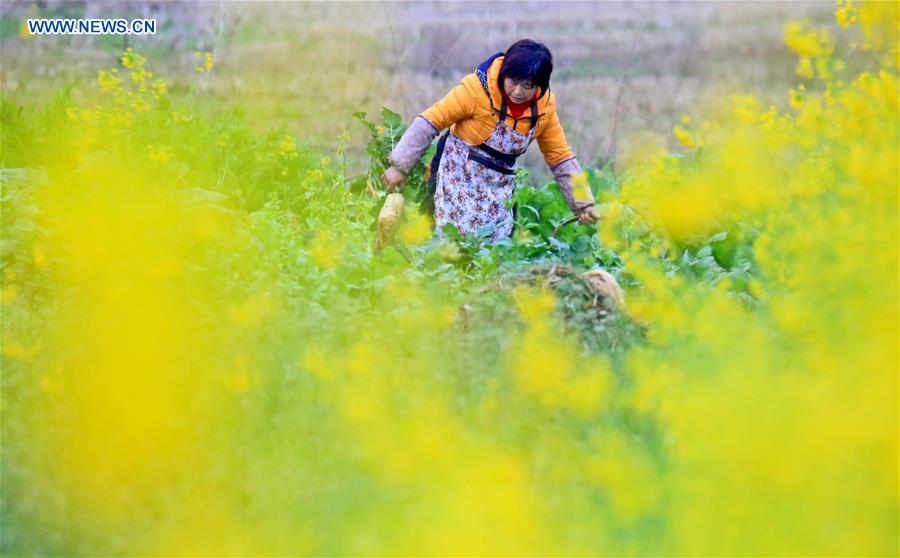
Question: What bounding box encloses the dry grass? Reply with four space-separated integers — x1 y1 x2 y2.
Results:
2 0 833 181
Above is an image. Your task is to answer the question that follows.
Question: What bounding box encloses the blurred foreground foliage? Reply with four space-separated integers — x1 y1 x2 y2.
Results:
1 3 897 555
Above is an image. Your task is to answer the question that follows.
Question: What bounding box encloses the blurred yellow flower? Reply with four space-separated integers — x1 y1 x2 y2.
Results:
151 79 167 98
673 125 696 149
277 134 297 157
438 239 462 261
120 47 146 70
513 285 556 323
40 372 65 395
784 20 834 59
571 171 592 202
97 69 122 92
2 341 32 361
33 245 47 268
195 50 214 73
0 285 18 303
19 19 34 39
399 212 432 245
310 230 341 269
224 353 258 394
835 0 858 28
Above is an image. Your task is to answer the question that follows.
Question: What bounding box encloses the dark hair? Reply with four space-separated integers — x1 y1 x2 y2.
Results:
498 39 553 98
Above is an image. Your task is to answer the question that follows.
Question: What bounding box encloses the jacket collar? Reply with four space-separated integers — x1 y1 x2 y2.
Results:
475 53 549 117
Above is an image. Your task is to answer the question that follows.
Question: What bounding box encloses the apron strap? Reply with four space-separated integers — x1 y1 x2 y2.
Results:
473 97 535 169
467 151 516 175
476 143 517 166
423 131 451 217
499 98 539 130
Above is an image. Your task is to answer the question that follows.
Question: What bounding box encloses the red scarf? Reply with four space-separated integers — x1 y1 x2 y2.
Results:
501 89 540 119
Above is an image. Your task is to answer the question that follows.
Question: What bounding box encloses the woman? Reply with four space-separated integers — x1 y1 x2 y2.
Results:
381 39 599 243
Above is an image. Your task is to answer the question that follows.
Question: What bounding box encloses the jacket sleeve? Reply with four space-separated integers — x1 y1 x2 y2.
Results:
536 105 576 167
388 116 440 175
551 157 595 213
419 74 479 132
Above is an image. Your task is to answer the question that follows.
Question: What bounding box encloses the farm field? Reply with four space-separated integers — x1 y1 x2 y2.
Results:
1 1 898 555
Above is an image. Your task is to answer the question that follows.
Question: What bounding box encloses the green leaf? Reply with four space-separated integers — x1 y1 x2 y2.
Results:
520 204 541 221
353 111 376 135
707 231 728 243
441 223 461 241
381 107 402 129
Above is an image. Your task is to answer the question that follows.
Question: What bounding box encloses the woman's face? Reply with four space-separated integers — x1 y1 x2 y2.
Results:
503 77 538 103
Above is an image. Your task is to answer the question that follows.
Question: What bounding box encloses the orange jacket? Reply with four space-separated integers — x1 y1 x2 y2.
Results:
420 54 576 167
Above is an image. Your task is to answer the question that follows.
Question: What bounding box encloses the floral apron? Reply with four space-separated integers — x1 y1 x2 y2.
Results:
431 99 539 242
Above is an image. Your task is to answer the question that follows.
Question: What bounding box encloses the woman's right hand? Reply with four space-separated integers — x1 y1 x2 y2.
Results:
381 165 406 193
577 205 600 225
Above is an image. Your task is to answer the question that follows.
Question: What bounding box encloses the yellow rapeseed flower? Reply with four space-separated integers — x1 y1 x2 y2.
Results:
513 285 556 323
673 125 696 149
121 47 146 70
40 372 65 395
2 341 32 361
97 69 122 92
398 212 432 245
19 19 35 39
784 20 834 59
310 230 341 269
151 78 167 99
224 353 258 394
0 285 17 303
33 245 47 268
277 134 297 157
835 0 858 28
571 171 592 202
194 51 214 73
